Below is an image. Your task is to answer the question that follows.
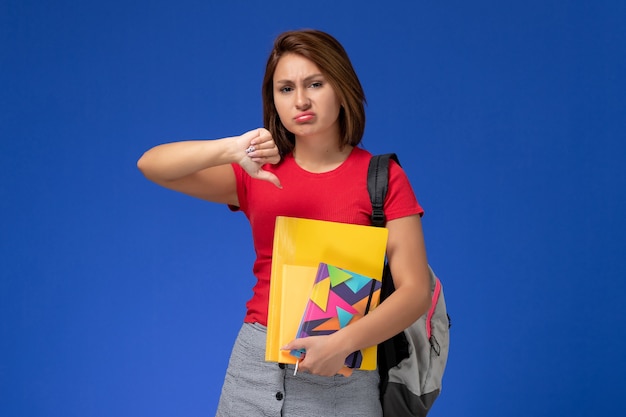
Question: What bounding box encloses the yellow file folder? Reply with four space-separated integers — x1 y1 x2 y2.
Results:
265 216 388 370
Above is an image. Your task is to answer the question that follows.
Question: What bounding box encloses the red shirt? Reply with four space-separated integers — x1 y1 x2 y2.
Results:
231 147 423 325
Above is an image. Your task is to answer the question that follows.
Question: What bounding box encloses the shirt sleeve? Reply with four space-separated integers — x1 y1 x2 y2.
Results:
383 159 424 220
228 163 248 213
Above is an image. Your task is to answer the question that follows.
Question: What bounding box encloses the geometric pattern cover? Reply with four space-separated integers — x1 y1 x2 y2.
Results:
291 263 382 369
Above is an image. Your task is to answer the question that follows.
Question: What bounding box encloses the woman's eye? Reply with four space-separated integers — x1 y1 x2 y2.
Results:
279 86 293 93
309 81 323 88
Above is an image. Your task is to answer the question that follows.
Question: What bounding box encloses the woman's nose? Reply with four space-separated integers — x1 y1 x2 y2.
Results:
295 89 310 109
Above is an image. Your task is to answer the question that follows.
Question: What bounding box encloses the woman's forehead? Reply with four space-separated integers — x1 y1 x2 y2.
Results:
273 54 323 81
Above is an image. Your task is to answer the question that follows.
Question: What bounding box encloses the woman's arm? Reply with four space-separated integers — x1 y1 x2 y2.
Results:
137 128 281 205
282 214 431 376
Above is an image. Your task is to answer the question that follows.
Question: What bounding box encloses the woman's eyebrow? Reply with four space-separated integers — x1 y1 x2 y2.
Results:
275 73 325 85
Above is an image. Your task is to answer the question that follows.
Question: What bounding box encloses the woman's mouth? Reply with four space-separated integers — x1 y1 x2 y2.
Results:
294 112 315 123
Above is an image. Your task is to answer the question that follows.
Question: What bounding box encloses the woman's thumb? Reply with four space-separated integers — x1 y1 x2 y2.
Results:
257 170 283 189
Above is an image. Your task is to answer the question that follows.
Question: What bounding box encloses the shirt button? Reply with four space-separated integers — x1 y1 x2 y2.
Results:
278 363 286 369
275 391 284 401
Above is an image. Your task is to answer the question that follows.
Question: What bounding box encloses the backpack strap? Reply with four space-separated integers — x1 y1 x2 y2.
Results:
367 153 399 227
368 153 410 381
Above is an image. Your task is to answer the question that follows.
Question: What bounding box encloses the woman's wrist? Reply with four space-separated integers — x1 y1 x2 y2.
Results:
328 329 358 361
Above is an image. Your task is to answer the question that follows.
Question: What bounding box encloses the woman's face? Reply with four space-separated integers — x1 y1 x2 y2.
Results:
273 53 342 141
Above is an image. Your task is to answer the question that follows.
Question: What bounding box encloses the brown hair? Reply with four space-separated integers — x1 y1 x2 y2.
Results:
262 29 366 156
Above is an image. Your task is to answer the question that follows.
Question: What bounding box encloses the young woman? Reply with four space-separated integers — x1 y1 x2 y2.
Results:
138 29 431 417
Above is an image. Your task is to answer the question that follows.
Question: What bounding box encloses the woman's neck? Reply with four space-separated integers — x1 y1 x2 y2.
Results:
292 139 353 173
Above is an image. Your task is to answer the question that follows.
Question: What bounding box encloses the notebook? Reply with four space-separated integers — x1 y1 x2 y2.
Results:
290 262 383 370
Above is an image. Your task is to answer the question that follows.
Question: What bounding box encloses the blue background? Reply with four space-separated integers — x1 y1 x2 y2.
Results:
2 1 625 416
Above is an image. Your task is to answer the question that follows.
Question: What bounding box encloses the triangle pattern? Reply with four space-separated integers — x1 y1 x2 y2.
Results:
351 294 372 318
292 263 383 370
328 264 353 287
344 273 374 293
312 316 341 332
336 306 354 328
310 277 331 311
326 290 359 316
